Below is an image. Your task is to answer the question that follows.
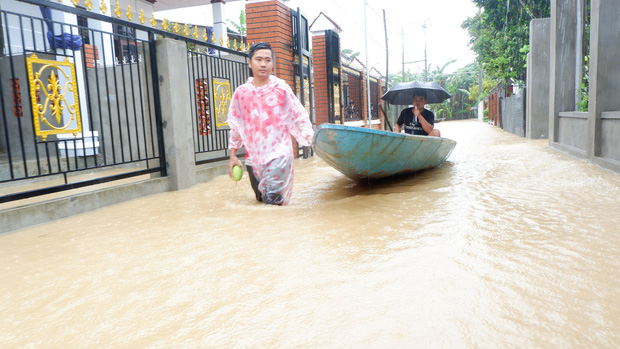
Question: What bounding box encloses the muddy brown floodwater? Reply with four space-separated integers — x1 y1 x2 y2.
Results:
1 120 619 347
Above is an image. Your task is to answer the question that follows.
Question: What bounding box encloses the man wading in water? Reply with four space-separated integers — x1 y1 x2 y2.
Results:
227 42 314 205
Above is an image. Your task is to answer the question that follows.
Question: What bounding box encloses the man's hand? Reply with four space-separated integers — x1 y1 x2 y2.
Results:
229 151 241 178
413 105 422 119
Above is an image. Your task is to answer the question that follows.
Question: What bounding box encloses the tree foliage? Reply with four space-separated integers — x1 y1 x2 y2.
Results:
462 0 550 83
388 61 488 120
227 10 246 36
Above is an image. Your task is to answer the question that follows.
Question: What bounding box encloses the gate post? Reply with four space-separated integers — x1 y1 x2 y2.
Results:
155 37 197 190
312 30 343 125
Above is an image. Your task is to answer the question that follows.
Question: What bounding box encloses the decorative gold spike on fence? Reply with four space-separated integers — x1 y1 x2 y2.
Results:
211 33 216 44
233 39 237 51
84 0 93 11
219 36 223 46
126 5 133 21
203 29 208 42
173 22 180 34
193 26 199 39
99 0 107 14
162 19 168 31
150 14 157 27
71 0 80 7
183 23 189 36
113 1 121 18
139 9 145 24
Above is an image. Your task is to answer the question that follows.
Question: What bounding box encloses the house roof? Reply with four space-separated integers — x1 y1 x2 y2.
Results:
309 12 343 34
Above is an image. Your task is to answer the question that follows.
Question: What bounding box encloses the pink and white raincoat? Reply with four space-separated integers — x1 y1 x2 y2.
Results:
227 75 314 205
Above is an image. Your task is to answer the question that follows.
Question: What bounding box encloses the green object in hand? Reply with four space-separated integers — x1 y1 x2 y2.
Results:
232 165 243 181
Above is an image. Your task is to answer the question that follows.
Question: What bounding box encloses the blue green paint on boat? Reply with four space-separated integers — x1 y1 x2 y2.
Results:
312 124 456 180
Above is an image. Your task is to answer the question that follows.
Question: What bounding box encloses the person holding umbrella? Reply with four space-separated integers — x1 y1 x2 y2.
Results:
393 92 440 137
381 81 451 137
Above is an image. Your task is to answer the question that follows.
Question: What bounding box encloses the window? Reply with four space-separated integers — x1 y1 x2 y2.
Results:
76 10 90 45
113 24 139 64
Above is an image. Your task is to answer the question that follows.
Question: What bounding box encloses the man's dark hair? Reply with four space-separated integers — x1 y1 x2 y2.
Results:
248 42 274 59
248 42 274 77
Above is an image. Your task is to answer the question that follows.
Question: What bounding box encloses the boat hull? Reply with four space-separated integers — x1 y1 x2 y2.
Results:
313 124 456 180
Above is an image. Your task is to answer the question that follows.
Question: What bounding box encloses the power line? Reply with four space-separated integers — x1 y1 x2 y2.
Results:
329 0 386 51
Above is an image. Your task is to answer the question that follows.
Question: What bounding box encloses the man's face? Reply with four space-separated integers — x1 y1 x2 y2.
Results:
413 95 426 110
248 49 273 79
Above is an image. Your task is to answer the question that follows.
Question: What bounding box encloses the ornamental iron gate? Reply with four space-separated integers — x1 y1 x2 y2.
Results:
325 30 342 124
290 7 313 122
290 7 313 158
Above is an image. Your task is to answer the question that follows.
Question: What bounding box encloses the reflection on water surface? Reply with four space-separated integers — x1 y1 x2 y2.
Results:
1 120 619 347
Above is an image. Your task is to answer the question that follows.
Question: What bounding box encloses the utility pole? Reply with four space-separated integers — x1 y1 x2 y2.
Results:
401 28 405 82
422 22 428 81
383 9 389 130
383 9 389 87
363 0 372 128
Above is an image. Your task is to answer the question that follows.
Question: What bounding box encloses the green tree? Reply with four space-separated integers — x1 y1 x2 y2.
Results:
227 10 246 36
341 49 361 64
462 0 551 84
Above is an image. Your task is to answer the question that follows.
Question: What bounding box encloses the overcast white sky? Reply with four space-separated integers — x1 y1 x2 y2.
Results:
155 0 480 75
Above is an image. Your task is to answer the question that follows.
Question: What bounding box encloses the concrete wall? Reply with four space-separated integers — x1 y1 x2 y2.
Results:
549 0 577 146
587 0 620 171
86 62 157 165
526 18 550 139
0 52 64 159
549 0 620 172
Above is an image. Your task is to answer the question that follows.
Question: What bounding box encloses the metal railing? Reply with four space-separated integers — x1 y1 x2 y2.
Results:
185 43 249 165
1 1 166 203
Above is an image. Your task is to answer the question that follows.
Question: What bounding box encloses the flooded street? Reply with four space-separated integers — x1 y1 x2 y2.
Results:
1 120 619 347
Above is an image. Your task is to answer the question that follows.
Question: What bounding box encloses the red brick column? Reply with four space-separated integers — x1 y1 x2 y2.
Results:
245 0 295 89
311 33 329 126
378 79 385 130
246 0 308 157
360 70 369 128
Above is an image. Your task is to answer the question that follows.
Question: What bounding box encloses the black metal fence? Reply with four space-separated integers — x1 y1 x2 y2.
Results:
1 2 165 204
1 0 250 204
186 43 248 165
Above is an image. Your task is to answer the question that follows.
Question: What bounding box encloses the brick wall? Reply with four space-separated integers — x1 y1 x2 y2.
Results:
246 0 305 155
245 0 295 89
311 34 329 126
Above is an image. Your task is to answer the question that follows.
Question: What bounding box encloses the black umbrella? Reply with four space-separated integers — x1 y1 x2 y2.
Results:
381 81 451 105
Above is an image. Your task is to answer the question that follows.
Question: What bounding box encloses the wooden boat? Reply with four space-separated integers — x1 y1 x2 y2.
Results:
312 123 456 180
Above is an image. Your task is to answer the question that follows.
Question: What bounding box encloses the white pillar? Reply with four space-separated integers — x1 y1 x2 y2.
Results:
55 0 90 132
211 0 227 47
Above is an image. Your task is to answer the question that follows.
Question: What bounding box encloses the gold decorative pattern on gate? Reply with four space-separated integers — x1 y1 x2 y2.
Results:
213 78 231 128
26 54 82 141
